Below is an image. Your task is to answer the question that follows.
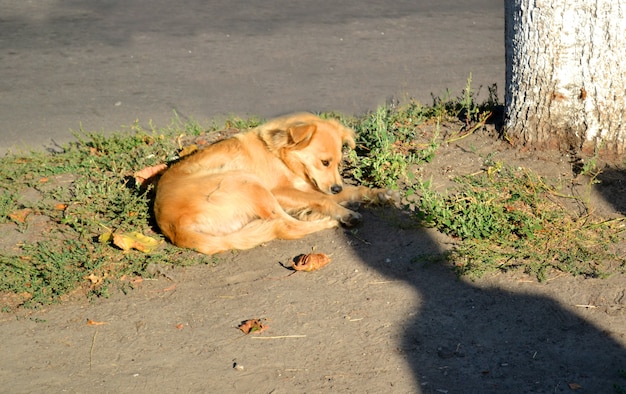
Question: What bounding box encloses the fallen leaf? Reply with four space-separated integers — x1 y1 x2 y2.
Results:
17 292 32 301
86 319 109 326
568 383 583 390
98 231 113 243
8 208 33 223
133 163 168 185
179 144 198 157
238 319 269 334
85 273 105 285
291 253 331 272
54 203 68 210
175 323 184 330
112 232 162 253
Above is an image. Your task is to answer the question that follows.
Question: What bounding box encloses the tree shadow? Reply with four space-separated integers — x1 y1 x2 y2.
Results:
348 207 626 393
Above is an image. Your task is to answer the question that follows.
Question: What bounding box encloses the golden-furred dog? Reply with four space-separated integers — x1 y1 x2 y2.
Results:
153 113 394 254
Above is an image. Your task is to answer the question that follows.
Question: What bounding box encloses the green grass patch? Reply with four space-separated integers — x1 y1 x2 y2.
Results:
344 103 440 188
0 117 233 308
410 166 625 281
344 76 498 189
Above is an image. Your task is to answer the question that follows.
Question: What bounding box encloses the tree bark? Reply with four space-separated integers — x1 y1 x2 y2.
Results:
505 0 626 157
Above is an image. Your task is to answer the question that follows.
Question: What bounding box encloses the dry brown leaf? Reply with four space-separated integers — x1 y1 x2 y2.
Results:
54 203 68 210
86 319 109 326
8 208 33 223
133 163 168 185
112 232 162 253
175 323 184 330
238 319 269 334
568 383 583 390
291 253 331 272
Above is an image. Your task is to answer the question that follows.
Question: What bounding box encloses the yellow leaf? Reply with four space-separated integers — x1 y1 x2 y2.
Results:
179 144 198 157
112 232 162 253
98 231 113 243
85 273 104 285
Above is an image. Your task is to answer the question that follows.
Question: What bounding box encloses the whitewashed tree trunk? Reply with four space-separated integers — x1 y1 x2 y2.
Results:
505 0 626 157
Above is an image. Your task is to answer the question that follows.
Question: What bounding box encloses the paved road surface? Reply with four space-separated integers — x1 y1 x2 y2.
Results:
0 0 503 155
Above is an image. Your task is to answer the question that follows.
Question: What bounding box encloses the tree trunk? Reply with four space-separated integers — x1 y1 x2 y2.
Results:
505 0 626 158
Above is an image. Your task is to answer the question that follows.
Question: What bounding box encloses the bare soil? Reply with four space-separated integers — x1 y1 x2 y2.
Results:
1 126 625 393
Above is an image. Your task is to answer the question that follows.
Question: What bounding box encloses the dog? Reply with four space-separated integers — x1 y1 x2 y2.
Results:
153 113 394 254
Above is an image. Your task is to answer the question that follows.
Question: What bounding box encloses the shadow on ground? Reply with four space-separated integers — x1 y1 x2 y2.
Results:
596 167 626 215
350 206 626 393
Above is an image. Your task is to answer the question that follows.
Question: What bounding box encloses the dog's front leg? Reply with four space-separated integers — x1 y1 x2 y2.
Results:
273 188 363 226
273 186 397 226
329 185 399 206
330 186 400 224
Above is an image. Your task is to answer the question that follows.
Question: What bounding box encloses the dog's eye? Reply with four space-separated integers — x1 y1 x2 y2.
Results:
321 160 330 167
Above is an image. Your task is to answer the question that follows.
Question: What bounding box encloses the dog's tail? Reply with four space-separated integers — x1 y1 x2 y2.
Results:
174 217 338 255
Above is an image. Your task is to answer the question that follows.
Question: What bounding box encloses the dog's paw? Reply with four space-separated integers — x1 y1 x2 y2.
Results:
341 201 362 210
339 211 362 227
375 189 401 205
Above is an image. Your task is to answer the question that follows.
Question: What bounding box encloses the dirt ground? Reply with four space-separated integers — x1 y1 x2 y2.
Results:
1 126 625 393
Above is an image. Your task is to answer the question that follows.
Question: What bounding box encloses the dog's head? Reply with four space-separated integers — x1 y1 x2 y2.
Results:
259 113 355 194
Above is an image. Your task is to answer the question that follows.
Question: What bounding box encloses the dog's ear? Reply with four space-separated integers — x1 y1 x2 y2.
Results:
325 119 356 149
259 124 313 151
287 123 316 148
341 126 356 149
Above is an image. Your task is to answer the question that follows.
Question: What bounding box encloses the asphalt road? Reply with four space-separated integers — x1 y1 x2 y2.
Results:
0 0 504 155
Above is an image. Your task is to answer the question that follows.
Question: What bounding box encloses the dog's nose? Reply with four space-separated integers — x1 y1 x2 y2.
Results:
331 184 343 194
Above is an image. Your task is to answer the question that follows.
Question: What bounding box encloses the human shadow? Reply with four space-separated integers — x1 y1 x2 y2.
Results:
349 207 626 393
595 167 626 215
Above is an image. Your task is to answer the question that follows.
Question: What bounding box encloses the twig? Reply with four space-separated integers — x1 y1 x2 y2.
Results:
150 284 177 293
367 280 397 285
348 230 371 245
444 112 490 144
90 330 98 370
545 273 566 282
